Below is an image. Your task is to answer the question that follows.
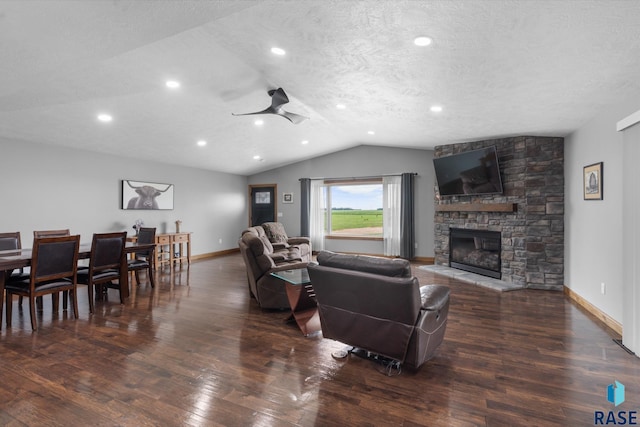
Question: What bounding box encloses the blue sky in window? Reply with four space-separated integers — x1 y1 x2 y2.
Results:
331 185 382 210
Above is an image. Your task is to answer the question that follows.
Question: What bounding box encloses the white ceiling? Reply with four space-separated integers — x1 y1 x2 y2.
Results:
2 0 640 176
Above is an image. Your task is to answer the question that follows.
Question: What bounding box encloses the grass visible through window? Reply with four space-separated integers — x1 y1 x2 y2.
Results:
329 209 383 237
324 182 383 238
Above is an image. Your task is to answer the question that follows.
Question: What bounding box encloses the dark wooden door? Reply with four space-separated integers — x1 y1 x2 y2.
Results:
249 185 277 226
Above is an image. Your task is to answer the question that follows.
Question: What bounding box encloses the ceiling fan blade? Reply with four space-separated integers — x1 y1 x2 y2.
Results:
231 106 276 117
279 111 309 124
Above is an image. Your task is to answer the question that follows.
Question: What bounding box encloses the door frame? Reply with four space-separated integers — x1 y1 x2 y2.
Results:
248 183 278 226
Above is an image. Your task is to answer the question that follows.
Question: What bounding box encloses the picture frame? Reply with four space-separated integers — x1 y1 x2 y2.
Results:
122 180 174 210
282 192 293 204
583 162 603 200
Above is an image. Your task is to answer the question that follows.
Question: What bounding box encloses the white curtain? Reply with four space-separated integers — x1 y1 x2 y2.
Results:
309 179 325 252
383 175 401 256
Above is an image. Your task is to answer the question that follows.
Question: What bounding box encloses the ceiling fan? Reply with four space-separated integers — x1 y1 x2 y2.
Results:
232 88 309 124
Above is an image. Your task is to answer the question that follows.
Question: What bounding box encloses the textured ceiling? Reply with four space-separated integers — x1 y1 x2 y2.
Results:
1 0 640 175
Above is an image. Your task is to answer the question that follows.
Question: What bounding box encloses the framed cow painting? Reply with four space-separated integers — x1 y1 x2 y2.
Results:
122 180 174 210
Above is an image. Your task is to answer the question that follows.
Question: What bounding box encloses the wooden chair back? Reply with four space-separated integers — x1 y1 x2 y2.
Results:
135 227 156 258
33 229 71 238
0 232 21 251
128 227 156 288
81 232 127 313
31 235 80 284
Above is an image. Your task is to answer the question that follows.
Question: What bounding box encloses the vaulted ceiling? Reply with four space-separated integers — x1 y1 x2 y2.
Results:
2 0 640 175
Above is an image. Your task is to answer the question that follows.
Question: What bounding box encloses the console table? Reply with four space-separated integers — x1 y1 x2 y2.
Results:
156 232 191 268
128 232 191 269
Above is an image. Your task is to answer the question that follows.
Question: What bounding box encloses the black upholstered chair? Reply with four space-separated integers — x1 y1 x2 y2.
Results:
307 251 451 373
33 230 72 309
5 235 81 331
128 227 155 288
77 232 127 313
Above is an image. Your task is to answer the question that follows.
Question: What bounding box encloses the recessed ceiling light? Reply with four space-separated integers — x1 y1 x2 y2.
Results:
367 130 375 135
97 113 113 122
253 155 261 160
271 47 286 56
430 105 443 113
197 140 207 147
414 36 433 47
254 119 264 126
166 80 180 89
336 104 346 110
301 140 309 145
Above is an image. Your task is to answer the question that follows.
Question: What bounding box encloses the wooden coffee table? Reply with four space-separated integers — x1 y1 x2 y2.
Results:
271 268 321 337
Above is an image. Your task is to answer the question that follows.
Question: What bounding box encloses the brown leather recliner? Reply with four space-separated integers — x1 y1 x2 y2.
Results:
241 226 310 264
307 251 450 370
261 222 311 261
238 230 308 309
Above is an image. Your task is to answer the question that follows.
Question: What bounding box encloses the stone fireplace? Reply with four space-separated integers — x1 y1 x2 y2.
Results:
434 136 564 290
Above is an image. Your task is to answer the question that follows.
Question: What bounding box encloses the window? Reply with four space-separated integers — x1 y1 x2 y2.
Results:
324 179 383 238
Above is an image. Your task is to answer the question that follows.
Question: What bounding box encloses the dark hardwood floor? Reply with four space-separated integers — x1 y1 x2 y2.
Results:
1 254 638 426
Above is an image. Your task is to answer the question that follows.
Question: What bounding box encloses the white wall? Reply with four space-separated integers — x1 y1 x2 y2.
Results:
248 145 436 258
621 118 640 353
565 96 640 324
0 139 247 255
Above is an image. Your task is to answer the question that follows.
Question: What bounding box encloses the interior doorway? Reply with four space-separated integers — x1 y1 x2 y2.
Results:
249 184 277 226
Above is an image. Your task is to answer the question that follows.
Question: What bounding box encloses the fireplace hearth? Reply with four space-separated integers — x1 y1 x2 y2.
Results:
449 228 501 279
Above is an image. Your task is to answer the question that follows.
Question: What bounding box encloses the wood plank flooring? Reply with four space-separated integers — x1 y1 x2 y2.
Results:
1 254 639 426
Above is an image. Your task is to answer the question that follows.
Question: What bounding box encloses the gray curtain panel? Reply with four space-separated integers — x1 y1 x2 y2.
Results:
400 172 415 259
300 178 311 237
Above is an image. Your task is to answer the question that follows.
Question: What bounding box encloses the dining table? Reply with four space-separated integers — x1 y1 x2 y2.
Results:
0 241 156 329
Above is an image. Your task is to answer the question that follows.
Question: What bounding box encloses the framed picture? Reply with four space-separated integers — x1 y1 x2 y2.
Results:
122 180 174 210
583 162 603 200
283 192 293 204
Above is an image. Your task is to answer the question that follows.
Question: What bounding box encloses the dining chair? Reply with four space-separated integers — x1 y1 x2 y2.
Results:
1 232 33 312
128 227 156 288
33 229 72 309
0 232 30 282
0 232 31 321
77 232 127 313
5 235 81 331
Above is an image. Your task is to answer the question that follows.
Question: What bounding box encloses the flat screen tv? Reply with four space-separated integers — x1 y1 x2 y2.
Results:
433 146 504 196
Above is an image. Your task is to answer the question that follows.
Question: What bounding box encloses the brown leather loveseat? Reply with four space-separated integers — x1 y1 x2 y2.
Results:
260 222 312 262
239 227 309 309
241 225 311 264
307 251 450 371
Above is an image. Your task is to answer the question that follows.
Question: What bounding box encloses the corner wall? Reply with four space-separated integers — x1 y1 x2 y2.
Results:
434 136 564 290
565 97 640 325
0 139 247 256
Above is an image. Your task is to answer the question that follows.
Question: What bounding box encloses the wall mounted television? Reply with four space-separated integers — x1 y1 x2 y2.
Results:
433 146 504 196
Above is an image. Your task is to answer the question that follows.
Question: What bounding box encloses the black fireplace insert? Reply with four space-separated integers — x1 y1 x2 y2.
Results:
449 228 501 279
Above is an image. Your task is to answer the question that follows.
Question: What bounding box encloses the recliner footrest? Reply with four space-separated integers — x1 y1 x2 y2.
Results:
333 346 402 376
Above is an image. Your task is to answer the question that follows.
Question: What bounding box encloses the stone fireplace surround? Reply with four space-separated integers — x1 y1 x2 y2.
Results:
434 136 564 290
